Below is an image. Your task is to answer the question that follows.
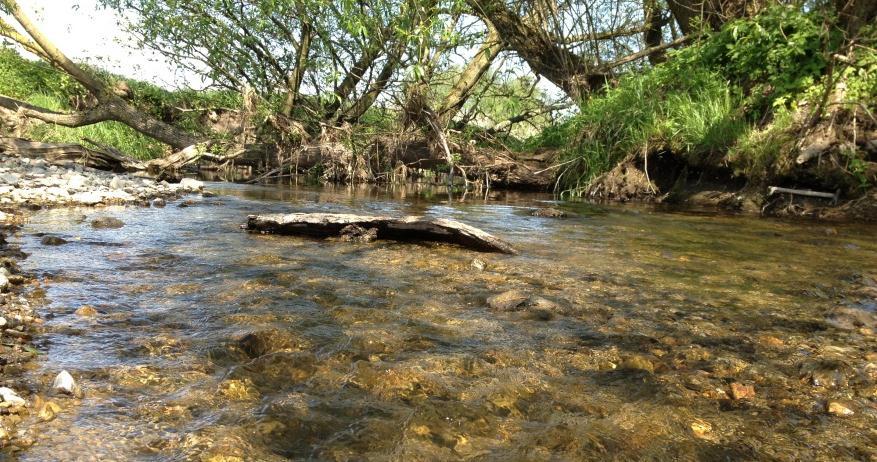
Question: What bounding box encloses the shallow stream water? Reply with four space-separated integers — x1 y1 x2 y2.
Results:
14 183 877 461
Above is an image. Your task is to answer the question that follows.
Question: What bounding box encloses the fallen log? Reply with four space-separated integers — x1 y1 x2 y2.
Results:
0 136 145 171
243 213 518 254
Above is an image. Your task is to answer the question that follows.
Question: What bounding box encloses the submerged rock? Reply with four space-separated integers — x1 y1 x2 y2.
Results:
91 217 125 229
530 207 568 218
236 329 308 359
40 235 68 246
827 400 855 416
74 305 98 317
486 290 564 320
729 382 755 400
487 290 530 311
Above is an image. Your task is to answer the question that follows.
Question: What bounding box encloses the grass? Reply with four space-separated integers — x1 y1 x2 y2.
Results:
0 46 238 160
549 66 752 195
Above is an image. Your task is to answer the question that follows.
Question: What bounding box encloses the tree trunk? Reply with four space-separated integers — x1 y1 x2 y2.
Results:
438 23 504 123
0 0 202 150
282 22 313 117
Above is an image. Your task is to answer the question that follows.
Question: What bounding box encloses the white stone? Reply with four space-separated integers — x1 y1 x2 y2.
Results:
66 174 88 190
1 173 20 185
0 211 6 221
178 178 204 190
71 191 102 205
52 370 78 395
0 273 8 292
0 387 25 406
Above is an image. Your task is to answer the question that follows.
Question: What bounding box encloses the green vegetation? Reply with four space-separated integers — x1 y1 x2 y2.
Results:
549 6 877 195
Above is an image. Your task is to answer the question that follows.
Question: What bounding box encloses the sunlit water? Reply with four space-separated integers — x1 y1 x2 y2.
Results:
14 182 877 461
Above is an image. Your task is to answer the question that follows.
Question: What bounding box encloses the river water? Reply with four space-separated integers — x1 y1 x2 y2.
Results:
14 183 877 461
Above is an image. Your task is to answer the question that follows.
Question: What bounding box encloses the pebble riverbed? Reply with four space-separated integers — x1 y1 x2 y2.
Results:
0 152 204 453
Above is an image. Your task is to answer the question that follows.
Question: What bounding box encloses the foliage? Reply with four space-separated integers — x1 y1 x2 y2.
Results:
0 46 232 159
549 5 877 195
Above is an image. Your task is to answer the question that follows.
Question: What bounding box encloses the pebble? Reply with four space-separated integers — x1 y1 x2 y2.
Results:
827 400 854 416
0 155 204 207
730 382 756 400
470 258 486 271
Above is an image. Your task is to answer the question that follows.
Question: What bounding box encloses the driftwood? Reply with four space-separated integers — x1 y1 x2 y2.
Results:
0 136 145 171
768 186 841 204
244 212 518 254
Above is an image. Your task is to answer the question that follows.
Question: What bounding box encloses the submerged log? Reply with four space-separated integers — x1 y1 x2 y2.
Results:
244 213 517 254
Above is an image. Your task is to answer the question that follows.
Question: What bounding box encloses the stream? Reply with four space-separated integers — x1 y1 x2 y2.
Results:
14 182 877 461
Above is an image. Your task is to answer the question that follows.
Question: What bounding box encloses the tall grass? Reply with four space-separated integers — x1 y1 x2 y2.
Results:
553 67 751 195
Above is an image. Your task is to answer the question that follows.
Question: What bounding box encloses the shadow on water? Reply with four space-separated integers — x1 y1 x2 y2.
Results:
12 182 877 461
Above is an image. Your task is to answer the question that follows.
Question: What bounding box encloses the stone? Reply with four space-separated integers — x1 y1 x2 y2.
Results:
729 382 756 400
201 191 216 198
487 290 530 311
151 198 166 208
470 259 486 271
0 211 7 221
74 305 98 317
91 217 125 229
66 174 87 190
179 178 204 190
0 387 26 406
52 370 80 396
109 177 126 189
0 273 8 292
1 173 21 185
40 235 68 246
826 400 854 416
71 191 102 205
38 400 61 422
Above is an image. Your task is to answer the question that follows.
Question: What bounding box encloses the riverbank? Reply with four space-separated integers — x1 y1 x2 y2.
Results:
0 151 206 454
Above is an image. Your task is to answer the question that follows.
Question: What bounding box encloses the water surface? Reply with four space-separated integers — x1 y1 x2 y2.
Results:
16 182 877 461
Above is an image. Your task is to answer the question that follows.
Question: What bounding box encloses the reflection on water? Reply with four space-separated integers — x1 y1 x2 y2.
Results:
15 182 877 461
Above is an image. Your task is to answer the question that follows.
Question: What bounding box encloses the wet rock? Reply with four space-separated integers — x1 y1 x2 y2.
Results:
38 400 61 422
236 329 307 359
151 198 166 208
226 352 316 390
690 419 713 439
0 387 26 407
827 306 877 332
74 305 98 317
729 382 756 400
202 191 216 198
52 370 81 396
470 258 486 271
530 207 568 218
799 359 855 388
339 224 378 243
826 400 855 416
40 235 68 246
487 290 530 311
177 199 197 208
91 217 125 229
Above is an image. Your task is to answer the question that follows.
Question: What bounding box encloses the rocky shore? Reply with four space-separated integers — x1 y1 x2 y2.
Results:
0 152 205 453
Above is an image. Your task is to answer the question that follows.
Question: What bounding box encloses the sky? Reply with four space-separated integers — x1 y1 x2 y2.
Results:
11 0 204 88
